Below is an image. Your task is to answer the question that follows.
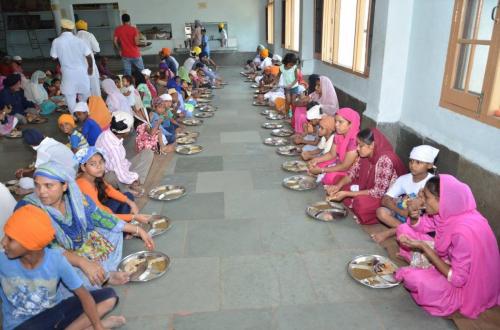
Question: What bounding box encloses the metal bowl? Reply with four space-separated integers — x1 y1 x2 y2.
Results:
194 112 214 118
131 215 172 237
347 255 401 289
149 185 186 201
175 144 203 155
282 175 318 191
282 160 308 172
271 128 294 137
181 118 203 126
118 251 170 282
263 137 289 146
261 122 284 129
266 113 285 120
277 145 301 156
306 201 348 221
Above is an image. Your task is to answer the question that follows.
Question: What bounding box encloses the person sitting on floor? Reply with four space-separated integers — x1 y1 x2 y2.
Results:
76 147 152 223
0 104 19 137
371 145 439 243
159 47 179 76
101 78 132 115
133 70 153 110
0 74 40 124
0 204 126 330
394 174 500 319
88 95 112 131
16 129 78 179
97 56 114 79
24 70 59 115
295 102 321 152
309 75 339 116
17 162 155 293
95 111 154 197
74 102 102 146
58 114 89 153
121 75 148 125
149 95 176 155
141 69 157 99
327 128 406 225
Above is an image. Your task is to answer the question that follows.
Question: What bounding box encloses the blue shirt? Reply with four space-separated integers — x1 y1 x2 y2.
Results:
82 118 102 146
0 248 83 330
161 57 178 75
0 87 35 116
69 130 89 150
202 35 210 56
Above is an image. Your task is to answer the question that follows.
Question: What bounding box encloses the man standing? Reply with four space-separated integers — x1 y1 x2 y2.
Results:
76 19 101 96
113 14 144 75
191 20 202 48
50 19 93 114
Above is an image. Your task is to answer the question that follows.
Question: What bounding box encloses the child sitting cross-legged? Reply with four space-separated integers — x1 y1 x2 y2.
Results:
0 205 125 330
58 114 89 153
371 145 439 243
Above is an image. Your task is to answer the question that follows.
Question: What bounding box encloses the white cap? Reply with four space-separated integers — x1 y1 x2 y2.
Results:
73 101 89 113
19 177 34 190
111 111 134 134
410 145 440 164
13 55 22 61
272 54 282 62
159 93 172 101
141 68 152 76
306 105 323 120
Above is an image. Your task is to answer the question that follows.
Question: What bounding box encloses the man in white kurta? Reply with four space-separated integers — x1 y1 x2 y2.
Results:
76 19 101 96
50 19 93 114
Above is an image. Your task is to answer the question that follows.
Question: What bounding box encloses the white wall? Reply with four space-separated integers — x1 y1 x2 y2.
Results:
54 0 267 54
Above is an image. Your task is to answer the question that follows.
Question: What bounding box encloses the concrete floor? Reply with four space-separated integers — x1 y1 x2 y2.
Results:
104 68 455 330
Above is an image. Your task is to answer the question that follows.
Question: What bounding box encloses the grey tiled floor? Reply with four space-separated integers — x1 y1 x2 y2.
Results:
114 68 456 329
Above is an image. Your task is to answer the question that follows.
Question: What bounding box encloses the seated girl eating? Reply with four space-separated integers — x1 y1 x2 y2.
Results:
395 175 500 318
372 145 439 243
58 114 89 153
1 205 125 330
75 147 152 223
304 115 336 182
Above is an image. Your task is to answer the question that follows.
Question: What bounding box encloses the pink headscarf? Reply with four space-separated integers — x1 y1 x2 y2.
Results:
434 174 500 317
316 76 339 115
333 108 360 162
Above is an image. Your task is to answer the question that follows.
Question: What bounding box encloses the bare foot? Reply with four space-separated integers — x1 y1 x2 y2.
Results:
108 271 130 285
371 230 393 243
101 315 126 328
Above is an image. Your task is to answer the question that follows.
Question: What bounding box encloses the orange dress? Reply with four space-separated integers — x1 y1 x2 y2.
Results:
76 177 133 222
88 96 112 130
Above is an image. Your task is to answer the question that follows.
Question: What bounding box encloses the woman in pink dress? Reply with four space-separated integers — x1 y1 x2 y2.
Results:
309 108 360 185
395 174 500 318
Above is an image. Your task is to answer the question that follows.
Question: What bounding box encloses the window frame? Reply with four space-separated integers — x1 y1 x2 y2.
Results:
314 0 324 59
281 0 286 47
266 1 274 44
284 0 300 52
440 0 500 128
320 0 374 77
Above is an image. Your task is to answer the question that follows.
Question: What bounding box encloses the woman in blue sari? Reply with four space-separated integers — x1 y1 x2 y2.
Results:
17 161 155 294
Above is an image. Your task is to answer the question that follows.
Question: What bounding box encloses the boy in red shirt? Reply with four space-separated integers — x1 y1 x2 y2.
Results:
113 14 144 75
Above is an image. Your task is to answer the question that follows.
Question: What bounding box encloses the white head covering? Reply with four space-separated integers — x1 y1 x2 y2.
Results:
73 102 89 113
410 145 440 164
141 68 152 76
61 19 75 30
306 105 323 120
272 54 282 62
26 70 48 104
111 111 134 134
159 93 172 101
13 56 22 62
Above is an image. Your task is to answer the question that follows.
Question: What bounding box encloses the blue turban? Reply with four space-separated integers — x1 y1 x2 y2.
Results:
22 129 44 146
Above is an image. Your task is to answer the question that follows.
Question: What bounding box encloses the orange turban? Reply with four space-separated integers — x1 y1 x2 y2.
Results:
88 96 112 130
58 114 75 128
4 205 55 250
275 97 286 112
161 47 171 57
320 115 336 132
260 49 269 58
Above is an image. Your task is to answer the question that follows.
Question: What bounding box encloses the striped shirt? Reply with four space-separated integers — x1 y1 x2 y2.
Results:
69 130 89 151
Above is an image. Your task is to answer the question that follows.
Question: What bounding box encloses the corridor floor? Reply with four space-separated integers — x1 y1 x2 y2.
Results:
114 67 455 329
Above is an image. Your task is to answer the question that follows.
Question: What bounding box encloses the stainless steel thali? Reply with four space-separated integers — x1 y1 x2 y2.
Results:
176 131 199 139
253 101 268 106
282 160 308 172
118 251 170 282
306 201 348 221
262 122 284 129
176 136 196 145
276 145 301 156
175 144 203 155
5 130 22 139
149 185 186 201
271 128 294 137
131 215 172 237
181 118 203 126
263 137 289 146
198 105 217 112
197 98 211 103
194 112 214 118
282 175 318 191
347 255 401 289
266 113 285 120
261 109 275 116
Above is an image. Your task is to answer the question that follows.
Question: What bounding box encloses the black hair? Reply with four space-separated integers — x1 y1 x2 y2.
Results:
307 74 320 95
357 128 375 145
246 59 252 65
307 101 319 110
425 176 440 198
110 116 128 133
122 75 134 85
132 69 146 86
121 14 130 23
195 62 204 69
78 153 108 203
52 78 60 84
282 53 298 66
201 28 206 33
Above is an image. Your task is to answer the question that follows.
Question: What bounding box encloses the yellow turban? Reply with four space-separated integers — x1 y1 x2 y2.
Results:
58 114 76 128
260 49 269 58
192 46 202 56
75 19 88 31
218 23 225 29
61 18 75 30
4 205 55 251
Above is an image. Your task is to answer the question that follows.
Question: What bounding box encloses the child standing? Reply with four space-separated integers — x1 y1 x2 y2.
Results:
57 114 89 152
0 205 125 330
74 102 102 146
372 145 439 243
279 53 299 117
